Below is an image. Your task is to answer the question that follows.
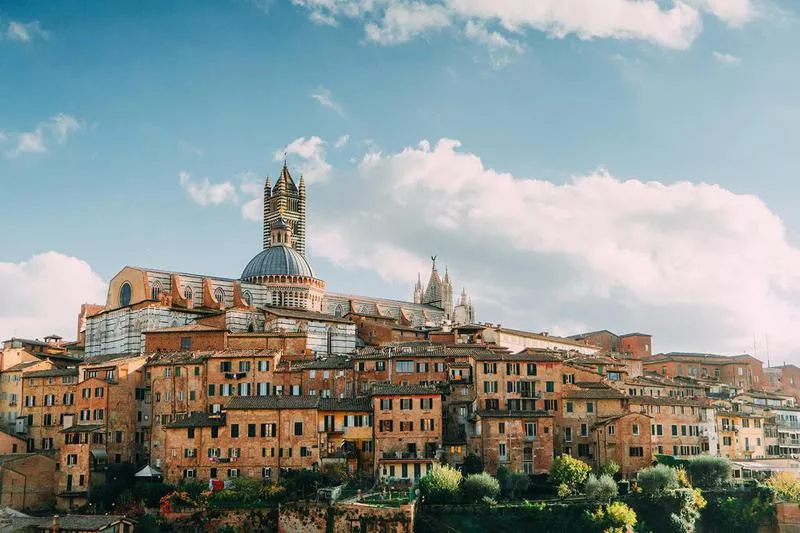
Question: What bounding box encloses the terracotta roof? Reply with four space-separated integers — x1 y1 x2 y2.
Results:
82 353 144 366
474 410 553 418
620 332 652 338
4 360 42 372
288 356 353 370
493 327 591 348
23 367 78 378
261 306 354 324
563 386 625 399
227 396 319 410
319 397 372 412
370 384 441 396
165 412 227 428
629 396 706 407
144 324 225 333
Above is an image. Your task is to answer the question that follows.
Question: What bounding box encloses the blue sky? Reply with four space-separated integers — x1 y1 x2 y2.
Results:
3 0 800 359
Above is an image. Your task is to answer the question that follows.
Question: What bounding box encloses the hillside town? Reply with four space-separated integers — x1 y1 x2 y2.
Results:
2 165 800 532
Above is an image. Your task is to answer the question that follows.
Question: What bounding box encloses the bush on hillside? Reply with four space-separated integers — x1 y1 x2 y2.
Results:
765 472 800 502
550 455 592 497
419 464 463 504
462 472 501 503
598 461 620 478
585 474 618 504
462 453 484 476
590 501 637 533
637 465 679 496
685 456 731 489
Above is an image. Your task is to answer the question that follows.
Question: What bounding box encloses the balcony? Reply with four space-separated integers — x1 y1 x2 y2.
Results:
224 372 248 380
319 425 345 434
380 451 437 461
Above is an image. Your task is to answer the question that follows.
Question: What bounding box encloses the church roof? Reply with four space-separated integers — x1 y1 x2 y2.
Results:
241 244 315 280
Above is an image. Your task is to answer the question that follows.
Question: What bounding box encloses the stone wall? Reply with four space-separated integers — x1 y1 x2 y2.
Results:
277 500 415 533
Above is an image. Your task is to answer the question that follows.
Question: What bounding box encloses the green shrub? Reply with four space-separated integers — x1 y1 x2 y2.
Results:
550 455 592 497
631 488 705 533
419 464 463 504
462 472 500 503
505 472 531 500
590 501 637 532
700 488 775 533
766 472 800 502
685 456 731 489
462 453 484 476
598 461 620 478
585 474 618 504
637 465 679 496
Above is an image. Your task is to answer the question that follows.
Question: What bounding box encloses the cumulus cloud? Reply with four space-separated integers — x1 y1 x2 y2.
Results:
3 19 49 42
289 0 761 55
310 86 346 116
464 19 524 68
274 136 332 183
4 114 84 158
307 137 800 357
712 51 742 64
335 134 350 148
179 171 239 206
0 252 107 341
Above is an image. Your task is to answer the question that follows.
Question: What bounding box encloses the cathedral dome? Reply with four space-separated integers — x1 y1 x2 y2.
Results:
241 245 315 280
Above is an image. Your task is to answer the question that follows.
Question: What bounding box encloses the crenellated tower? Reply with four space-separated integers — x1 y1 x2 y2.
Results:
262 160 307 256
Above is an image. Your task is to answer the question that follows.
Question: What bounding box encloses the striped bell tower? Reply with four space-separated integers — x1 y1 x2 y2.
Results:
262 160 307 256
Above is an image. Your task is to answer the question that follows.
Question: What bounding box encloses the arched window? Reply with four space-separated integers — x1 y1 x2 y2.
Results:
248 323 255 333
119 282 132 307
184 286 193 300
151 281 162 301
214 287 225 304
243 290 252 306
334 304 343 318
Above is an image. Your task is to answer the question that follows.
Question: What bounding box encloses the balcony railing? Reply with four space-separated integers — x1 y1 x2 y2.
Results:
381 451 436 460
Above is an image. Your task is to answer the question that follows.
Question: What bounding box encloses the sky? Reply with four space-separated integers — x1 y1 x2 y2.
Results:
2 0 800 361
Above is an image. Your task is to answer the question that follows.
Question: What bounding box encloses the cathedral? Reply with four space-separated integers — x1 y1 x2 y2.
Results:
83 162 475 357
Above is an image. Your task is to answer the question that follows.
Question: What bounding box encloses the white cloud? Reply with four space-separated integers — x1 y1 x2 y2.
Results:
3 20 49 42
4 114 84 158
364 2 451 44
0 252 107 341
691 0 755 27
291 0 721 53
179 171 239 206
464 20 524 68
308 137 800 356
335 134 350 148
274 136 332 183
712 50 742 64
310 86 346 116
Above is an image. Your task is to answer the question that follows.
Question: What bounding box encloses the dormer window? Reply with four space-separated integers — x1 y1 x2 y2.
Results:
119 282 132 307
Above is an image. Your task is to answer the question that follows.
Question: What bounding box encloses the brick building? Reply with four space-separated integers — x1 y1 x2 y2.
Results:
372 384 442 483
0 453 57 510
19 367 78 452
471 410 554 474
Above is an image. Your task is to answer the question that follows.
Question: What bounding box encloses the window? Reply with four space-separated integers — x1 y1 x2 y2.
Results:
587 402 594 413
498 443 507 460
184 285 193 300
400 398 412 409
294 422 303 436
417 362 429 373
231 424 239 438
672 425 678 436
564 427 572 442
379 420 393 432
607 425 616 435
498 422 506 434
506 363 520 375
239 361 251 372
527 363 537 376
243 290 252 306
214 286 225 303
396 361 414 373
248 424 256 437
632 423 640 436
723 436 732 445
258 360 270 372
115 431 122 443
630 447 644 457
151 281 162 300
261 423 276 437
566 402 573 413
400 421 413 431
525 422 536 437
180 337 191 350
220 361 232 372
546 381 554 393
380 399 393 410
376 361 385 371
580 423 588 437
483 363 497 374
119 282 132 306
300 446 310 457
208 384 215 396
420 398 433 409
483 381 498 393
578 443 590 457
188 427 195 438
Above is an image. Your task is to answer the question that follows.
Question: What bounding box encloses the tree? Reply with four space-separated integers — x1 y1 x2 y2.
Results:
419 464 463 504
505 472 530 500
598 461 620 478
591 501 637 533
585 474 618 504
462 472 500 503
637 465 679 496
462 453 484 476
685 456 731 489
550 455 592 497
766 472 800 502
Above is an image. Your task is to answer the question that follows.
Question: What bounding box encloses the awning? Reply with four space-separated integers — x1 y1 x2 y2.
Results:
90 449 108 460
135 465 163 478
